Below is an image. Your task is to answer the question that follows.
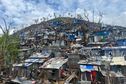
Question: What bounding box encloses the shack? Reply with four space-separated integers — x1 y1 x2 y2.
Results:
40 57 68 83
78 60 105 84
12 52 51 78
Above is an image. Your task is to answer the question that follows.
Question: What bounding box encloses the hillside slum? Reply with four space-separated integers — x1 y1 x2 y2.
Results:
1 17 126 84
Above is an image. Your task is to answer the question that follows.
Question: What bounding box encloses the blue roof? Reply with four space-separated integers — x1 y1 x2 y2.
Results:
24 63 32 67
117 39 126 42
103 47 126 50
116 39 126 46
94 31 110 36
72 19 83 24
67 34 76 41
49 21 63 27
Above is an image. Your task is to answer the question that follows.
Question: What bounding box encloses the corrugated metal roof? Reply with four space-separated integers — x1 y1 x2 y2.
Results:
24 59 45 63
111 57 126 65
40 57 68 69
13 63 32 67
29 53 50 59
78 60 101 66
103 46 126 50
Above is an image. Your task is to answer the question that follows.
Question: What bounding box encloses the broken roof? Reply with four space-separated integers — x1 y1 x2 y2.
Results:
13 63 33 67
102 46 126 50
111 57 126 66
29 52 50 59
40 57 68 69
78 60 101 66
24 59 45 63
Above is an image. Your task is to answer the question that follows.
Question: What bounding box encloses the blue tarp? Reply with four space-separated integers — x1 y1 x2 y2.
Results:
86 65 93 70
80 65 94 72
94 31 110 36
49 21 63 27
72 19 83 24
116 39 126 46
67 34 76 41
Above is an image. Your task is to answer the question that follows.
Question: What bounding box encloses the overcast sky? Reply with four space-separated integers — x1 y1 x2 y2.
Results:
0 0 126 30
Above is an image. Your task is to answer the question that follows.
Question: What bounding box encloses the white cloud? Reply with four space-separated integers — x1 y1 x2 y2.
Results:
0 0 126 30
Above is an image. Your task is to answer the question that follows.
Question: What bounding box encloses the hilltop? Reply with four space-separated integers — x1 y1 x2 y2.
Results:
14 17 126 36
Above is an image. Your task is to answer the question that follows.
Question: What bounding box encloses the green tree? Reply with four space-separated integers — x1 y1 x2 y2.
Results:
0 17 20 69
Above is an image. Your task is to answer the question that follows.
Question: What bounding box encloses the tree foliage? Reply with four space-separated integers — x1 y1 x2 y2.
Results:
0 34 20 67
0 17 20 68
